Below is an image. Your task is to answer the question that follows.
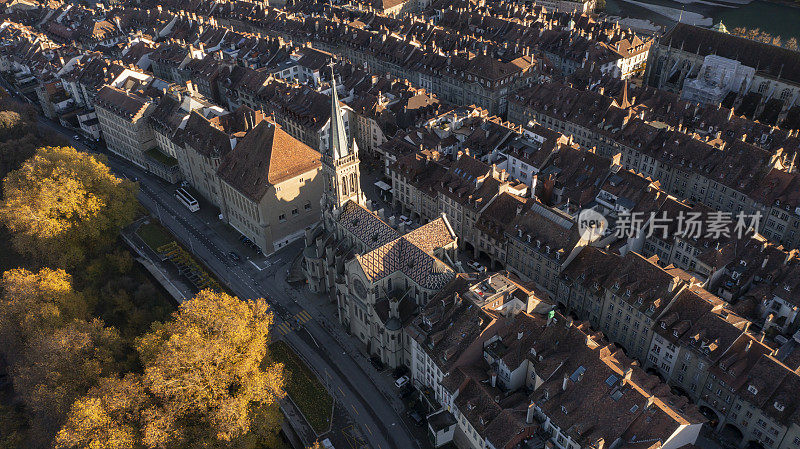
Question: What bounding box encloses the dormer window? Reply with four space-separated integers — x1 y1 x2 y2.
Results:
748 385 758 395
775 401 785 412
625 289 632 297
673 330 679 338
649 304 656 313
561 405 568 414
637 297 643 305
660 322 666 329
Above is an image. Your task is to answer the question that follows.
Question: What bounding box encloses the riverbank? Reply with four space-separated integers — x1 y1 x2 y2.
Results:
605 0 800 41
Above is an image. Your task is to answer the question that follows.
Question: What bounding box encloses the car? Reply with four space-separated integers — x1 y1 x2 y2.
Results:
408 410 424 426
395 375 409 388
228 251 241 261
468 261 486 273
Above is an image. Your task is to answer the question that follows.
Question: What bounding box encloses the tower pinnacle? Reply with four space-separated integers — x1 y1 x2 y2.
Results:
329 63 349 160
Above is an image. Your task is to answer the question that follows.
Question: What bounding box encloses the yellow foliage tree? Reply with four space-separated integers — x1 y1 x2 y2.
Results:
137 290 285 449
0 146 137 268
55 374 149 449
57 290 286 449
13 318 124 447
0 267 87 364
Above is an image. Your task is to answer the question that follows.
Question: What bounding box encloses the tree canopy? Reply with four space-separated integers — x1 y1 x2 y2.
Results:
0 146 137 268
0 98 64 183
0 268 87 364
56 290 286 449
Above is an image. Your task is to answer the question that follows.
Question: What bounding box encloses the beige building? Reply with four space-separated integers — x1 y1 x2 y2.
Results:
217 118 323 254
94 85 155 169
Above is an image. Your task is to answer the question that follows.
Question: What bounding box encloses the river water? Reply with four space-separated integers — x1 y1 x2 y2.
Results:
605 0 800 41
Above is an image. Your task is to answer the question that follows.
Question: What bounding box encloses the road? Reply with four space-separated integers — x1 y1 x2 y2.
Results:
0 78 422 449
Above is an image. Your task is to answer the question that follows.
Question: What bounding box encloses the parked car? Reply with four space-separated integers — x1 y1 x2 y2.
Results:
395 375 409 388
408 410 424 426
228 251 241 261
468 261 486 273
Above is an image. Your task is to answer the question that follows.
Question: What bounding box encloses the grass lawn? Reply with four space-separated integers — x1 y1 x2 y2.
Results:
137 221 174 250
269 341 333 434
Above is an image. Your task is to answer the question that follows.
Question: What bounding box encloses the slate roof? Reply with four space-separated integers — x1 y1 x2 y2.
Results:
338 201 399 251
355 217 456 290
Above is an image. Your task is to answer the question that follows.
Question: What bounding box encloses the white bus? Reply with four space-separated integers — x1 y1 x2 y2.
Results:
175 188 200 212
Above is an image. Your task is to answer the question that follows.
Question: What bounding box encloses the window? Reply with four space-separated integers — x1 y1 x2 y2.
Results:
292 208 299 216
304 202 312 210
279 214 286 222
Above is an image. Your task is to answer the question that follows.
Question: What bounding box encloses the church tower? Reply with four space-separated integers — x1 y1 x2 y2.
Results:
321 65 364 213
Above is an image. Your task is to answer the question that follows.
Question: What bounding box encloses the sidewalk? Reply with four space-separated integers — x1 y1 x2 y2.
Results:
291 285 433 449
282 281 406 414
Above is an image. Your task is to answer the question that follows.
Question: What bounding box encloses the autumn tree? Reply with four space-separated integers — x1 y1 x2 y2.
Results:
12 319 124 446
0 268 126 447
57 290 286 449
0 146 137 269
0 268 88 364
55 374 149 449
0 98 64 182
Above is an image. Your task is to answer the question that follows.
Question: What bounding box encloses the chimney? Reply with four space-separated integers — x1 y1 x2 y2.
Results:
565 316 573 328
646 395 655 409
517 331 524 340
527 400 536 424
491 372 497 387
562 375 569 391
622 366 633 386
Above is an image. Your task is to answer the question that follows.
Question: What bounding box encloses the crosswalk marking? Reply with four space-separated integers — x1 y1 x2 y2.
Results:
296 310 312 324
275 322 292 336
274 310 313 337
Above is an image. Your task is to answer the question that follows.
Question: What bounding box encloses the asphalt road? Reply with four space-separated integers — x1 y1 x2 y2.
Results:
1 77 421 448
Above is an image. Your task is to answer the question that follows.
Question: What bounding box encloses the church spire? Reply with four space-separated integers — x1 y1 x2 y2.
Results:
329 64 349 160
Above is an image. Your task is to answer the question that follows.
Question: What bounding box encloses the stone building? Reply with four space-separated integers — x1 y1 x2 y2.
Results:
94 85 155 169
303 69 459 367
217 117 323 254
